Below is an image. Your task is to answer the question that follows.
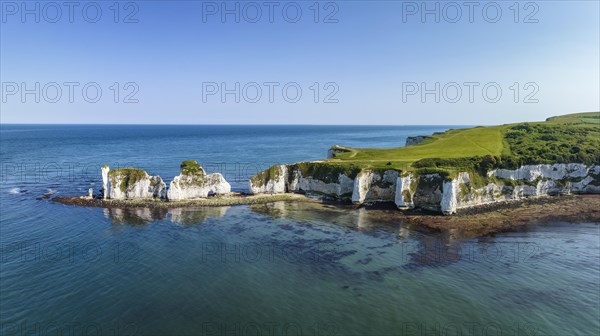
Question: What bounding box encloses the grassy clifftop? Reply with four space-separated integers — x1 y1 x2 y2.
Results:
329 126 506 170
326 112 600 173
108 168 148 192
249 112 599 191
546 112 600 124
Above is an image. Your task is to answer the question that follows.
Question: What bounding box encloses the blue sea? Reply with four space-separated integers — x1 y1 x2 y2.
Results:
1 125 599 336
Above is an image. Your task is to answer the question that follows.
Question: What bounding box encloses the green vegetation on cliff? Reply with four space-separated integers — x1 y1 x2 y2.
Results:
250 165 283 187
546 112 600 124
503 121 599 167
180 160 204 175
253 112 600 190
108 168 148 192
327 112 599 172
330 125 507 170
176 160 209 187
291 162 362 183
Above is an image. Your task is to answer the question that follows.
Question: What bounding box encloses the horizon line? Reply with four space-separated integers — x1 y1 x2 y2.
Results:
0 122 486 127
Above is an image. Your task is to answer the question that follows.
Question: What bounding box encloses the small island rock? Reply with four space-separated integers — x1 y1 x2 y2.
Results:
102 166 166 200
167 160 231 201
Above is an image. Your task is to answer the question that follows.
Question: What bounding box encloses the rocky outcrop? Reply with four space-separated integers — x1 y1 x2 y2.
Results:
250 164 398 203
327 145 352 159
102 166 166 200
296 172 355 199
439 172 469 215
249 163 359 200
394 174 415 209
249 162 600 215
167 160 231 201
418 164 600 215
410 173 445 212
494 163 591 181
405 136 431 146
405 132 445 146
101 166 110 199
352 170 399 204
249 165 288 194
100 161 231 201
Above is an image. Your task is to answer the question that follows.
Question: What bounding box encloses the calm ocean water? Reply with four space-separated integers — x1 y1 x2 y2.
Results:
1 125 598 336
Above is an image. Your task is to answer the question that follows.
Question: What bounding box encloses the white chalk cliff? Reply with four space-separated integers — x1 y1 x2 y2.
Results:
100 161 231 201
296 172 355 198
167 162 231 201
352 170 399 204
249 165 288 194
249 162 600 215
102 166 166 200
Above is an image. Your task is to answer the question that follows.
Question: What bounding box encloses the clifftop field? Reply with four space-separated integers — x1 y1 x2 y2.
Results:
324 112 600 176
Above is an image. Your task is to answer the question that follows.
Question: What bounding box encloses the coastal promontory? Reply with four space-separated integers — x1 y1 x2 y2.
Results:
249 112 600 214
167 160 231 200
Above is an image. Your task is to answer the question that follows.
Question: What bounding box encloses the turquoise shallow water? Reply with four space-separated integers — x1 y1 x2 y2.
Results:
1 125 599 335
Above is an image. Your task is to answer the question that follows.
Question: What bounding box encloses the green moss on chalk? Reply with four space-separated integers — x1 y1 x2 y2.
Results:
180 160 204 176
108 168 147 193
291 162 362 184
459 183 471 202
250 165 283 188
402 190 412 203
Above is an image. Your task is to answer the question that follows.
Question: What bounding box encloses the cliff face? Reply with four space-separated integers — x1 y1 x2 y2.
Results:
101 161 231 201
167 161 231 201
394 174 415 209
439 163 600 214
352 170 399 204
293 172 355 199
102 167 166 200
249 164 399 203
397 164 600 214
250 163 360 200
249 165 288 194
249 163 600 215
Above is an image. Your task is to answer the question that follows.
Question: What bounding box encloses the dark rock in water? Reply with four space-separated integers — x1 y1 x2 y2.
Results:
37 193 53 200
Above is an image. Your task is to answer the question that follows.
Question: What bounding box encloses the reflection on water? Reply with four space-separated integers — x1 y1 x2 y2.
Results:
3 199 599 335
251 201 404 232
102 201 579 281
103 206 230 226
101 201 471 270
169 207 230 226
103 207 168 225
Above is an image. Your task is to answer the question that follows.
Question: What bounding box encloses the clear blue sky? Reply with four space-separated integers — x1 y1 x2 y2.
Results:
1 0 598 124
